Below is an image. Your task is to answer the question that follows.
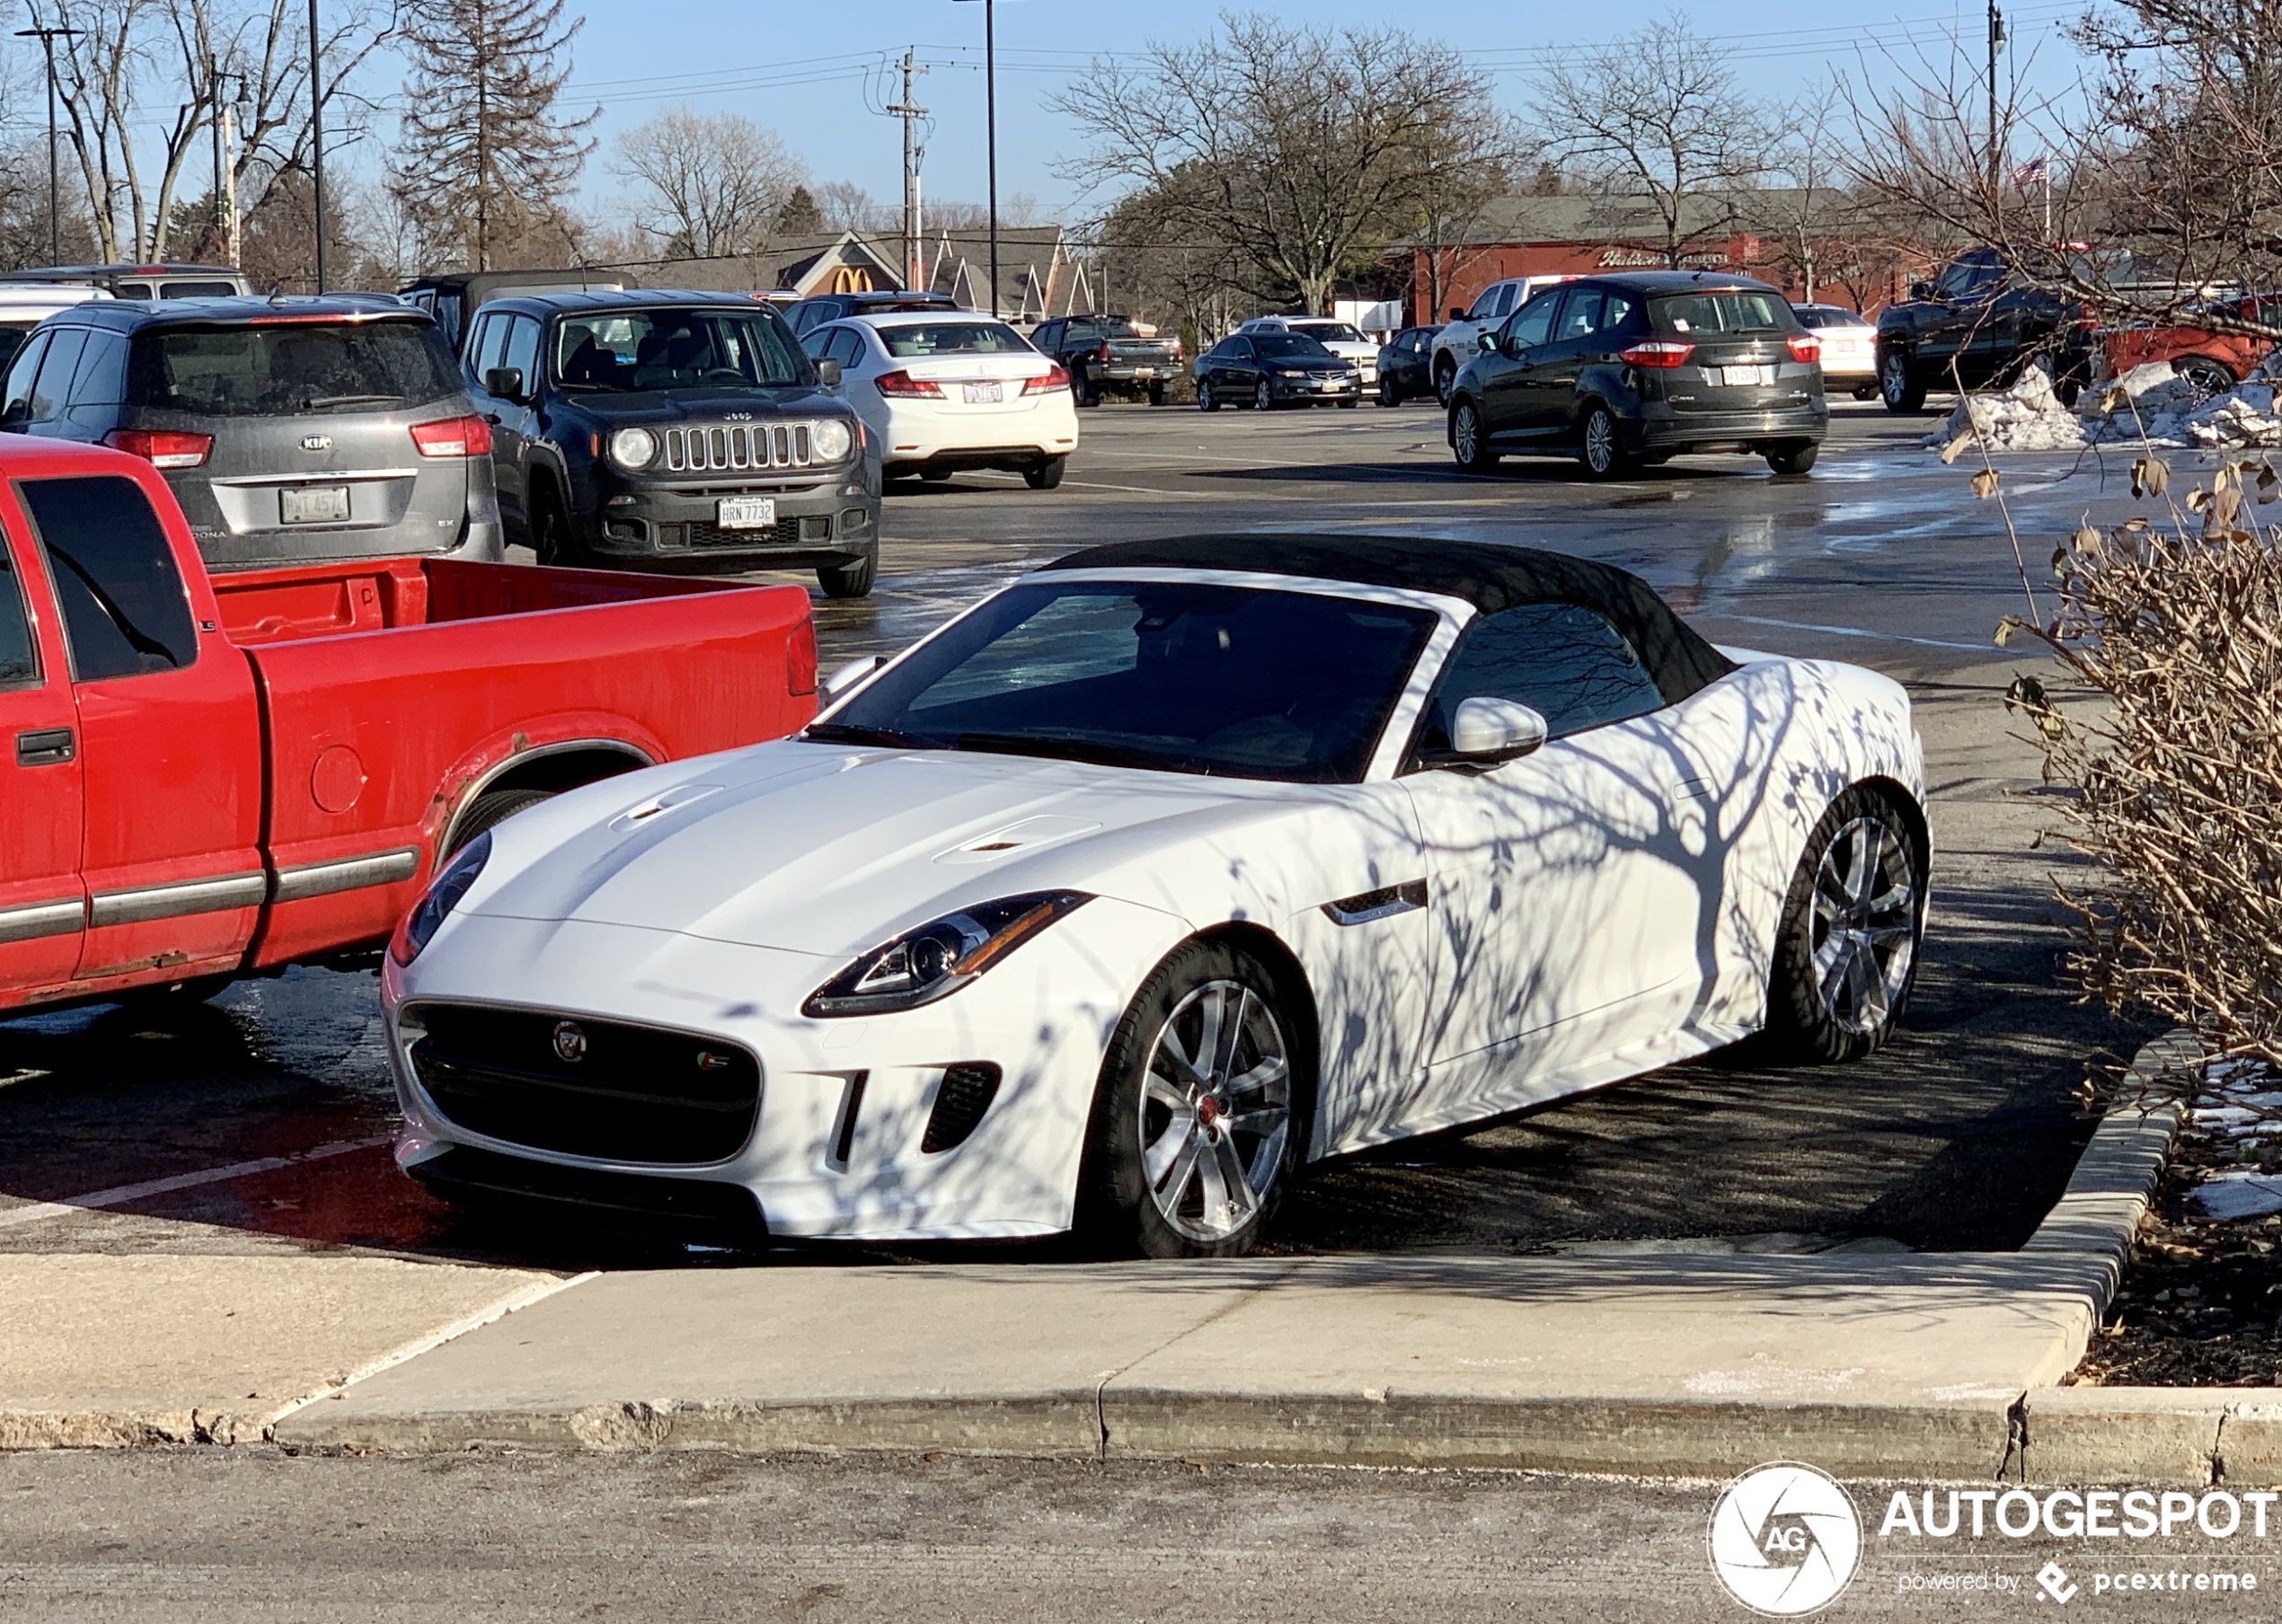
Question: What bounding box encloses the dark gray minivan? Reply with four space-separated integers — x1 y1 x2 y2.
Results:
0 296 502 570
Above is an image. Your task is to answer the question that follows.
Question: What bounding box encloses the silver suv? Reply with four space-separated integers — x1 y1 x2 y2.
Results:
0 296 501 571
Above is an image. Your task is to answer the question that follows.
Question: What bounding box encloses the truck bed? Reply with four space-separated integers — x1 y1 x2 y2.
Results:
208 557 746 646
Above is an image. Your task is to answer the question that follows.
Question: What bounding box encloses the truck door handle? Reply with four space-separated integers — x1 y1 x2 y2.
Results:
16 727 74 766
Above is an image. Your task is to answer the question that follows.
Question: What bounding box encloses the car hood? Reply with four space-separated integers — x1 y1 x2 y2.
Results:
555 386 850 424
466 741 1307 957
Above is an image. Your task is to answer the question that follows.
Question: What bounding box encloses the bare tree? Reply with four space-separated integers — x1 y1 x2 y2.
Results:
1532 15 1773 269
814 180 888 235
611 106 804 259
1404 84 1527 324
1757 82 1870 304
1054 13 1499 314
392 0 595 271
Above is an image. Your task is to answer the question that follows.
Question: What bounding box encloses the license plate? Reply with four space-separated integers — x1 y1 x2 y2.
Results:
280 485 349 525
1132 367 1156 378
716 496 776 530
962 381 1004 404
1720 365 1771 387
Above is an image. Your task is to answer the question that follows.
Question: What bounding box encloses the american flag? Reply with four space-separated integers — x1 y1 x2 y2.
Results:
2013 156 2050 185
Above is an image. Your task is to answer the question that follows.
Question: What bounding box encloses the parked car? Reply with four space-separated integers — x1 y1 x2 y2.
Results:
462 289 880 596
800 313 1076 489
0 434 816 1019
1446 271 1826 479
0 294 503 571
1193 331 1360 411
1235 316 1382 385
401 269 628 357
786 288 961 340
1029 315 1183 406
1375 324 1442 405
2096 292 2279 399
0 283 111 375
381 532 1924 1254
4 262 252 301
1791 303 1879 399
1874 248 2095 411
1431 276 1576 403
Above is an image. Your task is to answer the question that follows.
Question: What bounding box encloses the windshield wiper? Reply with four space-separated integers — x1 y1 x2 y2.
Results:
801 721 940 749
953 732 1172 772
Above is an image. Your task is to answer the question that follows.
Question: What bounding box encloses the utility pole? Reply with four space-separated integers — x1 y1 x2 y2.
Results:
223 86 243 269
984 0 997 319
310 0 326 292
888 49 929 294
210 57 226 260
1986 0 2005 196
16 25 81 265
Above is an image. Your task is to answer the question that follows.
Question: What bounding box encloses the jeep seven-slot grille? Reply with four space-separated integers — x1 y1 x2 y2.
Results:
407 1003 760 1165
664 422 812 472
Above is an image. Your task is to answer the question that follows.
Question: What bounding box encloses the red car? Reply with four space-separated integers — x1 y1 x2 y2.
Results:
0 437 816 1016
2099 294 2279 397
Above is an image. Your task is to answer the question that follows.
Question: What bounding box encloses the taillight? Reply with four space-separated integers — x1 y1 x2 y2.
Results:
1786 333 1822 364
788 616 818 699
1620 340 1695 369
103 428 212 469
1095 341 1111 363
1171 338 1184 357
875 370 945 399
410 415 493 457
1022 365 1071 396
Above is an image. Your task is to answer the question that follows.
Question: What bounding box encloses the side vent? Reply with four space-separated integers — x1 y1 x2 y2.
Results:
922 1064 1003 1153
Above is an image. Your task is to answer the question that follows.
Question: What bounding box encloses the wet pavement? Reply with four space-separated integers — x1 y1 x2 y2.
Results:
0 400 2163 1267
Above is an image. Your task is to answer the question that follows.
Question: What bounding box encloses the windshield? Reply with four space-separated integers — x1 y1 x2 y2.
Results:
1655 291 1791 335
1254 333 1336 360
878 321 1033 357
809 581 1438 783
552 307 808 392
126 320 462 415
1794 305 1867 330
1293 322 1365 344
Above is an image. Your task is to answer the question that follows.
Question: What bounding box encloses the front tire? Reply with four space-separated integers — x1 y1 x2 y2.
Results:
1378 376 1399 407
1254 379 1275 412
1451 397 1499 473
1079 940 1306 1259
816 544 878 599
1434 355 1456 407
1880 348 1926 412
1764 785 1928 1064
1197 380 1219 412
530 486 580 567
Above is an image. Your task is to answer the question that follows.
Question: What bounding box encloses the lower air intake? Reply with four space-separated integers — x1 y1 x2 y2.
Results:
921 1063 1002 1153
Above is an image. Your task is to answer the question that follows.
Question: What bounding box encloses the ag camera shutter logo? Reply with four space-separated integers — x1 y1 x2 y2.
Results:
1708 1461 1863 1615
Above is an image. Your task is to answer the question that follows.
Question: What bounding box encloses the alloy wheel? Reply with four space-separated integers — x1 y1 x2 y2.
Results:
1454 402 1481 464
1809 815 1919 1035
1198 381 1215 411
1255 380 1273 411
1583 409 1616 474
1137 979 1292 1243
1881 352 1907 404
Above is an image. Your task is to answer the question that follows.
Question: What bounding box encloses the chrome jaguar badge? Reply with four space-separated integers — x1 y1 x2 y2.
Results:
552 1020 588 1064
300 433 332 452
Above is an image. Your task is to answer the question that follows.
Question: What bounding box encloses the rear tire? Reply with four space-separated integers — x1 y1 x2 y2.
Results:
817 544 878 599
1451 397 1499 473
1075 370 1100 408
1763 785 1927 1064
1880 349 1926 412
920 467 951 482
2174 356 2236 402
449 788 553 855
1766 442 1819 475
1147 381 1167 407
1024 457 1066 490
1077 939 1308 1259
1577 402 1633 479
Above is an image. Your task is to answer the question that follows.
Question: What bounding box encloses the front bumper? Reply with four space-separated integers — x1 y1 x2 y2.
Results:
384 900 1190 1241
582 477 878 567
1268 375 1361 402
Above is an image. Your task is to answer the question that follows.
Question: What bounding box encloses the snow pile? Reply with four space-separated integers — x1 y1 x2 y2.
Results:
1926 356 2282 455
2187 1059 2282 1221
1927 366 2087 453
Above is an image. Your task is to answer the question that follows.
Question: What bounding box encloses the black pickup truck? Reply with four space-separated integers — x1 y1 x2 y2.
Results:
1875 248 2095 411
1029 314 1184 406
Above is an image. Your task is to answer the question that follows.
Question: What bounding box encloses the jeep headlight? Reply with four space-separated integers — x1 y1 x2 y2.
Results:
607 426 659 471
802 891 1090 1017
810 418 853 462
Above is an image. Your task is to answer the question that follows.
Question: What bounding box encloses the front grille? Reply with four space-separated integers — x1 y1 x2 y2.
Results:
409 1145 764 1237
664 421 813 473
687 515 831 548
406 1002 760 1165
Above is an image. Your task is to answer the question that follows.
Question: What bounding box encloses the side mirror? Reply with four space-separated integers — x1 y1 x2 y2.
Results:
1909 280 1937 300
1447 307 1465 322
483 366 525 402
819 654 884 702
0 400 26 431
1449 696 1549 763
814 357 842 386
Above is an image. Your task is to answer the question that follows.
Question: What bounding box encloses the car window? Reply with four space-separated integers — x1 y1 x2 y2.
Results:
30 328 88 420
0 323 37 379
814 581 1439 784
551 306 808 391
500 315 542 387
1494 285 1521 318
877 321 1030 357
465 313 503 378
1933 259 1986 300
1034 322 1062 348
1554 289 1603 341
127 321 464 415
824 327 865 368
70 330 129 405
1228 338 1254 359
1654 291 1790 335
1294 322 1365 344
1503 291 1561 352
3 331 50 422
161 280 241 299
0 530 38 686
1413 602 1663 752
1253 333 1333 358
111 285 152 300
15 474 198 682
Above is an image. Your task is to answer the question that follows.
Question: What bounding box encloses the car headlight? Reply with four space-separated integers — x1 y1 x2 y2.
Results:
607 426 658 471
1272 366 1302 377
802 890 1090 1017
810 418 853 462
389 832 491 966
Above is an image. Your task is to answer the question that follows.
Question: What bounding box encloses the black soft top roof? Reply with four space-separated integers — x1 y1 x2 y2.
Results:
1040 533 1737 704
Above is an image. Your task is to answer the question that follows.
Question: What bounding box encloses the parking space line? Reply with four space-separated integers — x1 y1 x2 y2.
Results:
0 1134 394 1231
1700 612 1992 653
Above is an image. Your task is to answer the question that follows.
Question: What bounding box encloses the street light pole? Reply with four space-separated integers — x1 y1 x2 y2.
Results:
310 0 326 292
952 0 999 318
15 26 82 265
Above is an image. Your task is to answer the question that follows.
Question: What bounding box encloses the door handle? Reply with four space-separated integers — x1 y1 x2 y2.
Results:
15 727 74 766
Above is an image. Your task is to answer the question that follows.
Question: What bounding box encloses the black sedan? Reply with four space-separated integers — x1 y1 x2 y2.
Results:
1194 332 1360 411
1375 324 1442 405
1446 271 1827 479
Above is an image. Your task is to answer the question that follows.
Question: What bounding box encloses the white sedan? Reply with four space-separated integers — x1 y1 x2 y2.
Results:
802 313 1079 489
383 536 1927 1258
1793 304 1880 399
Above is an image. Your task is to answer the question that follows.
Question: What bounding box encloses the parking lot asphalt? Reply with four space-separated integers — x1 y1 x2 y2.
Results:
0 400 2163 1268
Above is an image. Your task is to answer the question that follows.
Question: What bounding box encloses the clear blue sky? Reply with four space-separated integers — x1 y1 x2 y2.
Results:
391 0 2097 218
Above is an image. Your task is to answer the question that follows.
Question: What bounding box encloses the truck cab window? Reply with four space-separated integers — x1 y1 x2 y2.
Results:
15 474 199 681
0 536 37 685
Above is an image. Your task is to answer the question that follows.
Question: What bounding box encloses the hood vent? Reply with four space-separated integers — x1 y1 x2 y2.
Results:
936 815 1101 866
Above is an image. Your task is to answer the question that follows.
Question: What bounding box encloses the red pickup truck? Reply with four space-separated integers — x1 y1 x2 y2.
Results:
0 437 816 1016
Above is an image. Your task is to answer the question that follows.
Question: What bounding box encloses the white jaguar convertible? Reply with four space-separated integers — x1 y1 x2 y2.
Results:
383 534 1927 1258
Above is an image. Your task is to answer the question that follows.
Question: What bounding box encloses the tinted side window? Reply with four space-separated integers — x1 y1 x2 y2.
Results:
824 328 864 368
0 530 38 686
1503 292 1561 352
1595 292 1640 336
1415 602 1663 750
1034 322 1062 349
30 328 87 420
500 315 542 386
1555 289 1603 341
71 330 129 405
466 313 506 380
4 332 50 422
1491 284 1519 318
16 475 198 681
